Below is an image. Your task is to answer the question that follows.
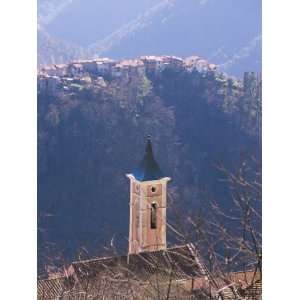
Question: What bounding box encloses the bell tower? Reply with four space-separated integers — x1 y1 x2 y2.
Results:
127 137 171 254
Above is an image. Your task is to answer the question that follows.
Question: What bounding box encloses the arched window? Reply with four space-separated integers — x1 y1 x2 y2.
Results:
150 202 157 229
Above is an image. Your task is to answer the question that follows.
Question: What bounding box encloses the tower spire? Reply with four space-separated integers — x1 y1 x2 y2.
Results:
126 137 171 254
132 136 164 182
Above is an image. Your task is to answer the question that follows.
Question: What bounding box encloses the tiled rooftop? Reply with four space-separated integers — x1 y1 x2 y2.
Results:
71 244 207 283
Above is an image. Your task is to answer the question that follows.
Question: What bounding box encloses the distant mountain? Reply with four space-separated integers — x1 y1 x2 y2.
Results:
43 0 162 46
38 28 90 67
89 0 262 75
38 0 74 26
38 0 261 76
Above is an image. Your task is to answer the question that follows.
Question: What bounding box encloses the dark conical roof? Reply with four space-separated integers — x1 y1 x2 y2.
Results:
132 137 164 181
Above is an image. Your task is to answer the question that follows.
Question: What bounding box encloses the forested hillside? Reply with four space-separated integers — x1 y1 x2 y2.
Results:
38 62 261 268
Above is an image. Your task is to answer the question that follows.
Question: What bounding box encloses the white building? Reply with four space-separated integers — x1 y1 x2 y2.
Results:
94 58 115 76
38 75 61 94
140 56 165 72
67 63 84 77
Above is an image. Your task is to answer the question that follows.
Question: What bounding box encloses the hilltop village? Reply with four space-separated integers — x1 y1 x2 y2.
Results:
38 55 219 95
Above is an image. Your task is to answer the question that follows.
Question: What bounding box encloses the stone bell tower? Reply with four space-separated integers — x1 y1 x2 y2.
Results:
126 137 171 255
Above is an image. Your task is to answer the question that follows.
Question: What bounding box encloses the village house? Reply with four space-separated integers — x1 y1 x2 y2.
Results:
114 59 145 78
38 137 261 299
140 55 184 73
110 59 143 78
53 64 68 77
79 60 98 73
39 64 68 77
67 63 85 77
111 63 123 78
95 58 116 76
73 59 116 75
162 55 184 68
184 56 213 73
37 75 61 95
124 59 145 75
140 55 165 73
39 65 56 76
